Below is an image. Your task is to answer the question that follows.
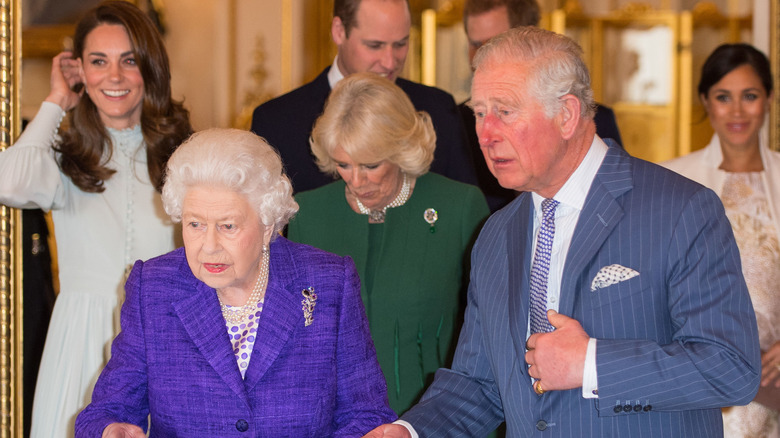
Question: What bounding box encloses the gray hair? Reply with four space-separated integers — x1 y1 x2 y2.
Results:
162 128 298 239
473 26 595 119
311 72 435 177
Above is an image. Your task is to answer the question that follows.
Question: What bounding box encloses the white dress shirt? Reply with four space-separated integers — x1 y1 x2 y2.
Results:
529 136 607 399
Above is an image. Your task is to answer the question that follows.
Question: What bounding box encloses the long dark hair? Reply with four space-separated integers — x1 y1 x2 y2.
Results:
56 1 192 193
698 43 773 99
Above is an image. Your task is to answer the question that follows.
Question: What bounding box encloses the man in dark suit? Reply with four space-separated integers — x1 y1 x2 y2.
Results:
252 0 477 194
365 26 759 438
461 0 623 212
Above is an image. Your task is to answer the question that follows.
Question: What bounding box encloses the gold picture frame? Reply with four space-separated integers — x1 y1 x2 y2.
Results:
0 0 23 435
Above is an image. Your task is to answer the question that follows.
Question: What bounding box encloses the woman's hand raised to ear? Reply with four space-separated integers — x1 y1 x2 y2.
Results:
45 51 84 112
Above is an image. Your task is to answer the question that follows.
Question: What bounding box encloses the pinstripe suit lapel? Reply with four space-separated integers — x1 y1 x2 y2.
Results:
174 280 249 404
559 145 633 316
507 194 535 364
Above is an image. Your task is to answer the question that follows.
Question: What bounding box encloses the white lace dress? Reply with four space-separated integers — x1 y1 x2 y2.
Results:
0 102 176 438
721 172 780 438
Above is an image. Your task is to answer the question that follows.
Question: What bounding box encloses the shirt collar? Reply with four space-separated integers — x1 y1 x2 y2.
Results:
327 56 345 88
532 135 608 213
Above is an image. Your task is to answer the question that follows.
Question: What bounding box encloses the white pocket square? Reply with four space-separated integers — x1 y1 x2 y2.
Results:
590 264 639 291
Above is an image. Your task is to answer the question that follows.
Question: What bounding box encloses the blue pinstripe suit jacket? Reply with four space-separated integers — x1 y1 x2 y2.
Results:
402 142 761 437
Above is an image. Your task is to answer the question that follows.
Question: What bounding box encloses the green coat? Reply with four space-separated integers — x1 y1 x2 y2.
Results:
288 172 489 414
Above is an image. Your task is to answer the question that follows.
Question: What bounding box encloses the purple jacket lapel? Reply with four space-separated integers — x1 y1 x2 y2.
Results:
171 238 311 399
243 238 306 391
174 279 249 404
242 281 301 390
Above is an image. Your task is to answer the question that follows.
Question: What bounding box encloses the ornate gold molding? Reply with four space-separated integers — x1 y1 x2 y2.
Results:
0 0 22 436
691 1 728 26
611 2 656 19
233 36 274 130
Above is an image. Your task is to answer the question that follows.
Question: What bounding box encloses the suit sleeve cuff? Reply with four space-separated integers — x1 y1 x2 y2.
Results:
582 337 599 398
393 419 419 438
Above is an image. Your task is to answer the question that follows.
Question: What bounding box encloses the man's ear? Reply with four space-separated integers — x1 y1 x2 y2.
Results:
557 94 581 140
332 16 346 45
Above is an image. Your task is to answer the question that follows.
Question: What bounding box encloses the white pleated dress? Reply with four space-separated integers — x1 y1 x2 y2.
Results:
0 102 176 438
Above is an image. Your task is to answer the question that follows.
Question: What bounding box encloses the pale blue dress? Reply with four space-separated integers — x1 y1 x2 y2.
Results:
0 102 175 438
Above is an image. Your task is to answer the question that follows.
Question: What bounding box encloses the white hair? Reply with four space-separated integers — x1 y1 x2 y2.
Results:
162 128 298 239
472 26 596 119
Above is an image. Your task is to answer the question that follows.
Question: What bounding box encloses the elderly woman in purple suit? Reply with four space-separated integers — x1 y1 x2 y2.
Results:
75 128 395 437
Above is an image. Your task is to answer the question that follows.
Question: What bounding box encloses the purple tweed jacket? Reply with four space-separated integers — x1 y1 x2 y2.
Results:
75 237 395 437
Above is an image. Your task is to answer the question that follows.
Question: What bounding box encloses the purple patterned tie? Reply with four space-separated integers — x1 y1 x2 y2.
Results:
529 198 558 334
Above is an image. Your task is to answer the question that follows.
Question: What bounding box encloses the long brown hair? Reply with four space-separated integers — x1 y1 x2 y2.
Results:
56 1 192 192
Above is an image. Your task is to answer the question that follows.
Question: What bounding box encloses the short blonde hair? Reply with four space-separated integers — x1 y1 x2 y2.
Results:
162 128 298 239
311 72 435 177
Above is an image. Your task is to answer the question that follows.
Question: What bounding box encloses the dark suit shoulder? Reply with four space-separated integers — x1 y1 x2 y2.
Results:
251 69 329 123
395 78 477 186
250 69 333 192
395 77 457 106
458 100 473 118
594 103 623 146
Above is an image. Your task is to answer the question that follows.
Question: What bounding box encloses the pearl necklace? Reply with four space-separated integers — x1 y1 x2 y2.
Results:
218 247 270 325
355 172 411 222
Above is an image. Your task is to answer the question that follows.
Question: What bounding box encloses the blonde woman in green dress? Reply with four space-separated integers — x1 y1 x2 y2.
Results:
287 72 489 415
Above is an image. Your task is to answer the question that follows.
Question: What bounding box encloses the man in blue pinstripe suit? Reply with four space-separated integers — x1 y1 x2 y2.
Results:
364 26 760 438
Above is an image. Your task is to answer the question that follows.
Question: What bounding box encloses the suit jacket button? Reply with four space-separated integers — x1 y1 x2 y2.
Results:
235 419 249 432
643 405 652 412
622 405 632 412
536 420 548 431
633 405 642 412
613 406 622 414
